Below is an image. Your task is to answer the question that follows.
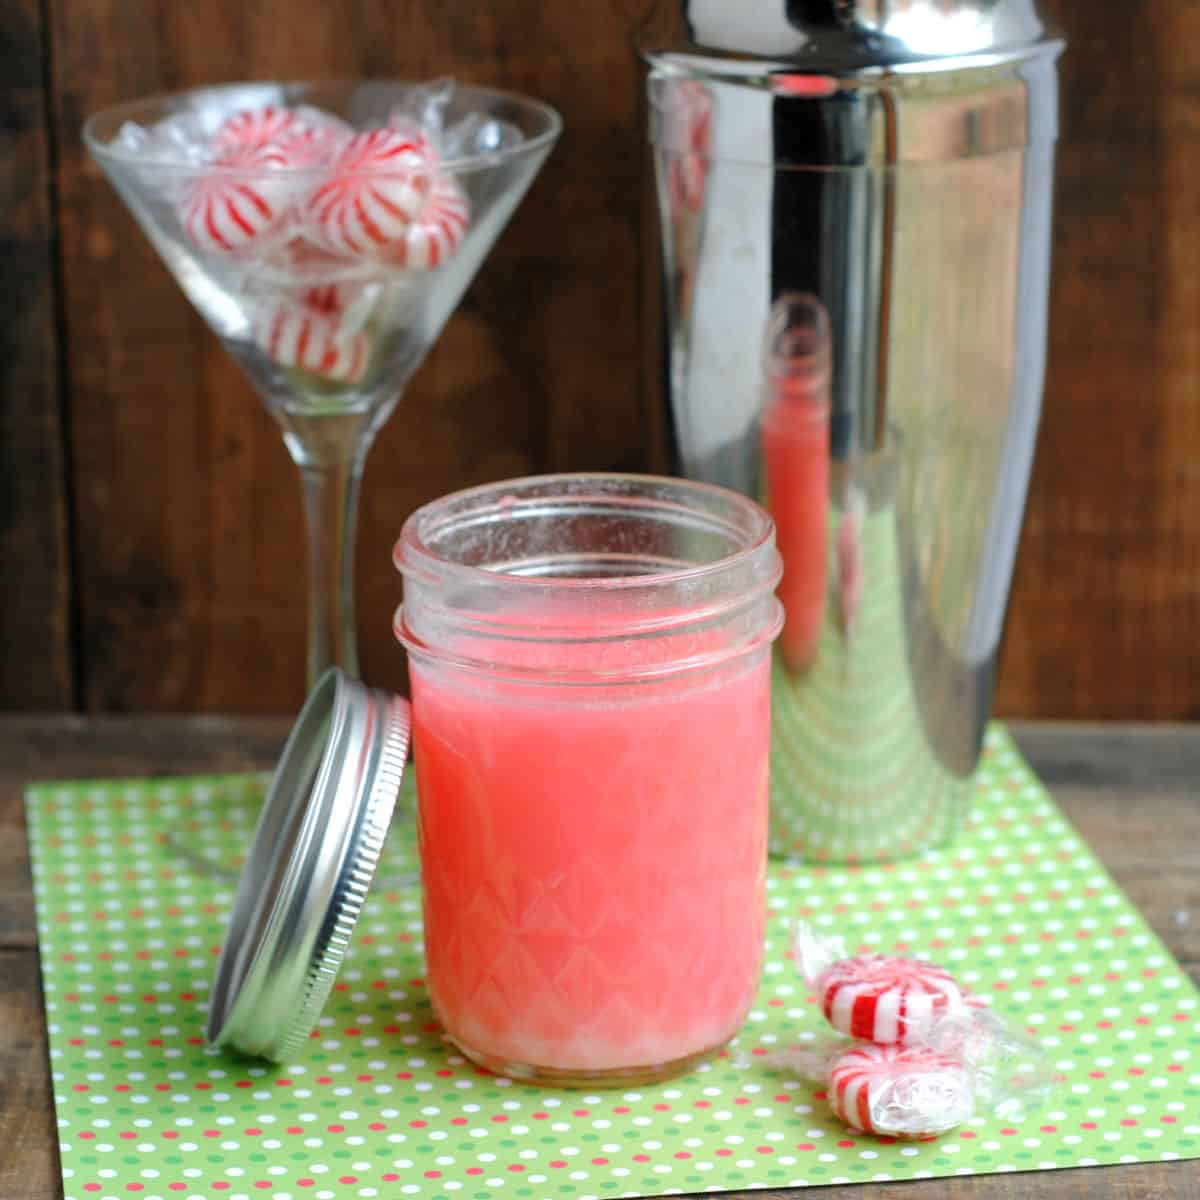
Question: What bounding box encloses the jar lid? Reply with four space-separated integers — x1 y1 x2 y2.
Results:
205 668 412 1062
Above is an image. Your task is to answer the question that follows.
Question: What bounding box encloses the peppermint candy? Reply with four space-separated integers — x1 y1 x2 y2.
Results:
816 954 967 1045
829 1042 974 1138
385 114 438 163
214 105 307 152
304 128 434 258
253 296 369 384
386 175 469 270
180 142 295 256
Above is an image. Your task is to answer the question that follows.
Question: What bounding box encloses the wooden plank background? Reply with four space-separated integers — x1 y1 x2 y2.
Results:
0 0 1195 717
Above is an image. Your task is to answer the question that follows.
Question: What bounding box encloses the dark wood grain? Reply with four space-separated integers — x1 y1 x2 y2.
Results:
1 0 1197 717
0 718 1197 1200
45 0 648 713
0 0 74 710
996 0 1200 720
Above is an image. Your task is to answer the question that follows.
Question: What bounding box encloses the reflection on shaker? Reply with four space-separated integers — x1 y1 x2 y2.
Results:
836 485 866 639
760 293 831 674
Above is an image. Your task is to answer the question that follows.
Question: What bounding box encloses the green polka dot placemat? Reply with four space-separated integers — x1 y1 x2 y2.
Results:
25 726 1200 1200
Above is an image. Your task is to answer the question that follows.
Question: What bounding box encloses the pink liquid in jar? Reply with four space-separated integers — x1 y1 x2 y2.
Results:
395 474 783 1084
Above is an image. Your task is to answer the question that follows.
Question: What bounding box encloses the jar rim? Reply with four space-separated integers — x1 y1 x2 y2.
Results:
393 471 778 592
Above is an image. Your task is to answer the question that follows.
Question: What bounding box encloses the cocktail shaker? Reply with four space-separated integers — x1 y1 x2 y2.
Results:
642 1 1063 861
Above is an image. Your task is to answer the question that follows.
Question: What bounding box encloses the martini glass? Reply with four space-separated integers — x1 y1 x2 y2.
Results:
84 81 561 687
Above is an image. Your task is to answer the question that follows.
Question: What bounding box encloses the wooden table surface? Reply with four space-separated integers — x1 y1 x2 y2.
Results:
1 717 1197 1200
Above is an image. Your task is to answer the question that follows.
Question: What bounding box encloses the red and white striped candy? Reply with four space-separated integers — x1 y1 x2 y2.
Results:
253 298 369 384
829 1042 974 1139
385 174 469 270
816 954 967 1044
214 105 307 152
304 128 434 259
181 142 295 256
385 114 438 163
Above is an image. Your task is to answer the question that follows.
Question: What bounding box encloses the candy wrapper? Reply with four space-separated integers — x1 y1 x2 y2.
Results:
776 925 1057 1139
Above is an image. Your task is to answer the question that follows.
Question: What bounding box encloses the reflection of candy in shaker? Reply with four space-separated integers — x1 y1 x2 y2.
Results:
817 953 967 1044
180 142 295 256
305 129 434 259
830 1042 974 1138
666 80 711 213
385 175 469 270
760 293 832 674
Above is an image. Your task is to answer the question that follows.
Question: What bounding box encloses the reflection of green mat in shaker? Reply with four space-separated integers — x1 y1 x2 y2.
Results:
769 497 962 862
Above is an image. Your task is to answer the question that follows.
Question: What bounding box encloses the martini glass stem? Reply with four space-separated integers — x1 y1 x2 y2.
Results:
281 409 376 687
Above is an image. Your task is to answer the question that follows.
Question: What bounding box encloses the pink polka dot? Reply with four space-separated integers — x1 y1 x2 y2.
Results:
78 1132 95 1140
382 1175 399 1183
758 1145 775 1154
1121 1119 1138 1127
594 1156 611 1164
83 1187 100 1194
244 1127 262 1136
507 1164 525 1172
212 1186 230 1193
467 1167 485 1176
1162 1116 1178 1124
491 1115 508 1123
1000 1128 1017 1136
549 1162 566 1170
633 1154 650 1163
836 1140 854 1149
169 1186 186 1192
797 1143 815 1152
254 1184 271 1190
673 1152 689 1160
369 1122 386 1131
338 1177 357 1185
1081 1122 1097 1130
297 1182 314 1189
716 1148 733 1157
425 1170 442 1179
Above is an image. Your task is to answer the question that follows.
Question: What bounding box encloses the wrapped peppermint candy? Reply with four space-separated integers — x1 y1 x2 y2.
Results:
794 923 972 1045
781 924 1056 1139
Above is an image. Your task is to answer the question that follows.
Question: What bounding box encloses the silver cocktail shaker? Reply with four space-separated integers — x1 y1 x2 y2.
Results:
643 2 1063 861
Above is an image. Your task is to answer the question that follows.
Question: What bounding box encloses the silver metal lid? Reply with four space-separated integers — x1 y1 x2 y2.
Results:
206 668 411 1062
640 0 1051 74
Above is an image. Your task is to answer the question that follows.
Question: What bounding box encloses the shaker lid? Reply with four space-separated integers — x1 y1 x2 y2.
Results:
640 0 1052 75
206 668 411 1062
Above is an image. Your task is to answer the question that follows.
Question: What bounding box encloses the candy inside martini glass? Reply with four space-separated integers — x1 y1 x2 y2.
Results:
85 80 562 687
